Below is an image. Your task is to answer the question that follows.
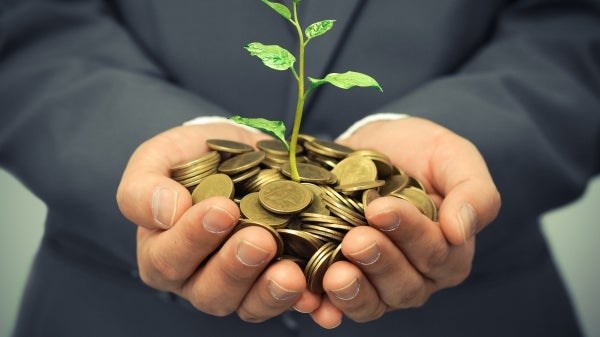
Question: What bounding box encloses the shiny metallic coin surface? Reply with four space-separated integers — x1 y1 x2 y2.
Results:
170 137 439 288
239 192 290 228
191 173 235 204
331 156 378 185
207 139 254 154
280 162 337 184
259 180 313 214
218 151 265 175
277 228 324 259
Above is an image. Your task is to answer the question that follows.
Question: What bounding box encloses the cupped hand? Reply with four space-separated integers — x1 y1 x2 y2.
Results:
116 123 320 322
309 116 501 326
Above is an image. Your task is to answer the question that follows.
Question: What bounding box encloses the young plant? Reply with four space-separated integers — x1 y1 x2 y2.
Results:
231 0 382 182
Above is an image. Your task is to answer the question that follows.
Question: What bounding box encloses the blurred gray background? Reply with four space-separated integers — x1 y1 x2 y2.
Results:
1 168 599 337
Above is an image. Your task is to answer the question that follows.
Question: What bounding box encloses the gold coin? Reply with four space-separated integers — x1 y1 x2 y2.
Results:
362 189 381 208
277 228 324 259
303 230 334 244
299 213 351 226
305 242 337 293
280 162 337 184
379 173 410 196
218 151 265 175
407 176 426 191
301 183 330 215
172 160 220 181
171 151 220 172
305 152 339 169
234 220 284 258
301 224 345 242
278 255 308 270
239 192 290 228
334 179 386 194
191 173 234 204
328 243 345 266
178 168 218 189
348 149 394 178
240 169 285 193
305 139 354 159
296 134 316 146
259 180 313 214
393 186 438 221
206 139 254 154
257 139 303 156
319 185 359 213
230 166 261 184
321 194 367 226
331 156 377 185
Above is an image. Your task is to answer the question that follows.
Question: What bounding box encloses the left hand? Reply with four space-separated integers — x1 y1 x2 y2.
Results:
308 117 501 328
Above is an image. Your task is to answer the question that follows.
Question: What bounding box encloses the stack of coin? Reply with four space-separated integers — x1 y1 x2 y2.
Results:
170 137 438 293
170 151 220 191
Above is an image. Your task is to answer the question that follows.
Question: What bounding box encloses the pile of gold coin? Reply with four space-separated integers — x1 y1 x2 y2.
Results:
171 137 438 293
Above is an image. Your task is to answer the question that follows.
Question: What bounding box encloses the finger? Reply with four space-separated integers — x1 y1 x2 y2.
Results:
336 226 435 310
292 290 322 315
137 196 240 290
236 260 306 323
117 124 271 230
365 196 474 286
309 294 344 329
321 260 388 323
431 135 501 245
178 225 278 317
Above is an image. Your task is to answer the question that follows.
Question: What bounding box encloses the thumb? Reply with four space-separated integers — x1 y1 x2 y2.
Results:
438 177 501 246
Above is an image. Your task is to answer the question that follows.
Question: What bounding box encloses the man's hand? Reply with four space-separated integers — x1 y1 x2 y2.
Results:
116 123 320 322
309 117 501 327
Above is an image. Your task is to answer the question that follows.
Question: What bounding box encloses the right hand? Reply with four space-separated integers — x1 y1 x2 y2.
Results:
116 123 321 322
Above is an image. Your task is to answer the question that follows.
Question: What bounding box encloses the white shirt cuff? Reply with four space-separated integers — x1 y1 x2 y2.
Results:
182 116 261 133
184 113 409 140
336 113 409 141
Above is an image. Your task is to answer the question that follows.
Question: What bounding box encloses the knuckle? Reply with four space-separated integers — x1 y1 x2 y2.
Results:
418 241 451 275
400 286 428 308
349 304 387 323
193 299 236 317
147 249 183 284
237 309 268 323
447 262 472 287
389 276 428 309
177 283 238 317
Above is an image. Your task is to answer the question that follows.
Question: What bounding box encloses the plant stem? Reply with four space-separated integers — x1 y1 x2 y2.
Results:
288 1 305 182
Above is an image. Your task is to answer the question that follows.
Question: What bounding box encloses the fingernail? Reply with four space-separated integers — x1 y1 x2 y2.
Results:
203 206 236 234
269 279 300 301
152 188 178 229
370 209 401 232
236 240 271 267
457 203 477 242
292 306 311 314
348 242 381 266
331 277 360 301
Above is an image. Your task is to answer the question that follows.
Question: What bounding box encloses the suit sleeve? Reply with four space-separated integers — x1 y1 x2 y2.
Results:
0 0 229 195
379 0 600 219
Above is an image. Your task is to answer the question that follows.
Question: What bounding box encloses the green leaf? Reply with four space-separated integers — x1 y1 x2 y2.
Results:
305 20 335 41
261 0 291 20
229 116 289 150
245 42 296 71
308 71 383 92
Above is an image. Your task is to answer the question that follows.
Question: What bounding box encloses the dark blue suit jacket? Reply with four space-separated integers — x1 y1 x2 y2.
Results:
1 0 599 336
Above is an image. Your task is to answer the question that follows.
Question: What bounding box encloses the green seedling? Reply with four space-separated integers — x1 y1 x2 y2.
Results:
231 0 382 182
